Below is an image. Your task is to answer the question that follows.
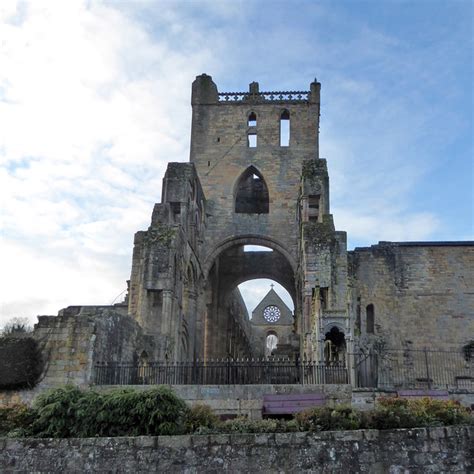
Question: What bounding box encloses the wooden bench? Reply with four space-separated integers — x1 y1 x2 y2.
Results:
262 393 327 416
397 389 450 400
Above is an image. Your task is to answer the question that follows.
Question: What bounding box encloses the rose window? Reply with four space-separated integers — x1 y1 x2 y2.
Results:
263 305 281 322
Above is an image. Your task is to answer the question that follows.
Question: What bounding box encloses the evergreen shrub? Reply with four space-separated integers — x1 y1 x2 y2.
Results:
0 337 43 389
26 385 189 438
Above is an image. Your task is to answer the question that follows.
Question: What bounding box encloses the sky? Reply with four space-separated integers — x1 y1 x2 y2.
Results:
0 0 472 328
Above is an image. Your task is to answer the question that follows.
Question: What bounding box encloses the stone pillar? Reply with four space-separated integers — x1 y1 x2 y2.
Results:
160 290 174 358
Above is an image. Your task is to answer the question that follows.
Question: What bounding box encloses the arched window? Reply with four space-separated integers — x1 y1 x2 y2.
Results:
235 166 269 214
248 112 257 147
280 110 290 147
366 304 375 334
248 112 257 127
266 332 278 356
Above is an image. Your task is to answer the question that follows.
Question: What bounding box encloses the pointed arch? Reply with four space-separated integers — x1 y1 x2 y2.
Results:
234 166 269 214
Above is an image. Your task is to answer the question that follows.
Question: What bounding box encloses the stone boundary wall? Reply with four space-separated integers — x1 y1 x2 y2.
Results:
1 426 472 473
3 384 473 418
96 384 352 419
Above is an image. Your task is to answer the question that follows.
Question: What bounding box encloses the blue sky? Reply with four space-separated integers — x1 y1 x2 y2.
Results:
0 0 472 326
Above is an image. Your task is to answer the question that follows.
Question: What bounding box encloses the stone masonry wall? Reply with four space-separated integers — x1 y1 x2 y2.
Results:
0 306 148 406
350 242 474 349
96 384 352 420
190 75 321 271
1 426 472 473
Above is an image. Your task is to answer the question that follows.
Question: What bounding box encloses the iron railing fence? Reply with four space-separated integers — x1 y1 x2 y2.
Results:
94 359 349 386
94 349 473 389
353 348 473 390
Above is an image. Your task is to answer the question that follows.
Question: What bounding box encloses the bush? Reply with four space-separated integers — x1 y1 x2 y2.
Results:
221 417 279 433
0 337 43 389
5 388 472 438
186 404 219 433
369 397 473 430
26 386 190 438
406 398 472 427
295 405 362 432
0 404 34 436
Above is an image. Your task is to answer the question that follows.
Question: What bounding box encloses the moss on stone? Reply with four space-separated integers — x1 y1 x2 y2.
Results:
146 224 177 247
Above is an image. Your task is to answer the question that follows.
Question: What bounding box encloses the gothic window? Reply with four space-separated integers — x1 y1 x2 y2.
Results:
366 304 375 334
235 167 269 214
280 110 290 146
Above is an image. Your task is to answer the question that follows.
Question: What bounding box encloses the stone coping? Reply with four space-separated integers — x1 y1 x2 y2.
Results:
1 425 471 449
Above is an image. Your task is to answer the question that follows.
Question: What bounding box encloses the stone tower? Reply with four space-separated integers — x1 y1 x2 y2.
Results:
128 74 351 361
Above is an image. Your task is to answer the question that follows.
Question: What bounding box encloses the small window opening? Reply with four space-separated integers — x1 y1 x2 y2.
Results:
320 287 328 310
248 112 257 127
280 110 290 147
308 194 320 222
217 137 220 143
235 166 269 214
248 133 257 148
208 161 210 167
366 304 375 334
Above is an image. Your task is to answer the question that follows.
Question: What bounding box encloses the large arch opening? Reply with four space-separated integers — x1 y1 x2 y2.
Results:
200 239 300 360
234 166 269 214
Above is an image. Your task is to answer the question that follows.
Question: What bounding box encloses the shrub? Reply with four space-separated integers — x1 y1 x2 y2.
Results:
0 404 34 436
217 417 288 434
295 405 362 432
0 337 43 389
26 385 190 438
407 398 472 427
370 396 473 429
186 404 219 433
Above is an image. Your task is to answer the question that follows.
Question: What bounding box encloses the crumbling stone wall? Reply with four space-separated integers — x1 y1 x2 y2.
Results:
1 426 472 472
0 305 149 406
350 242 474 350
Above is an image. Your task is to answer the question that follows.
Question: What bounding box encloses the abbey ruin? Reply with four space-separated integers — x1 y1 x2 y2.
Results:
1 75 473 402
126 74 473 361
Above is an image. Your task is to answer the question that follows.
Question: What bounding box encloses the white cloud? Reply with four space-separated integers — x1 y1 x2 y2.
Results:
0 0 220 327
0 0 470 329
